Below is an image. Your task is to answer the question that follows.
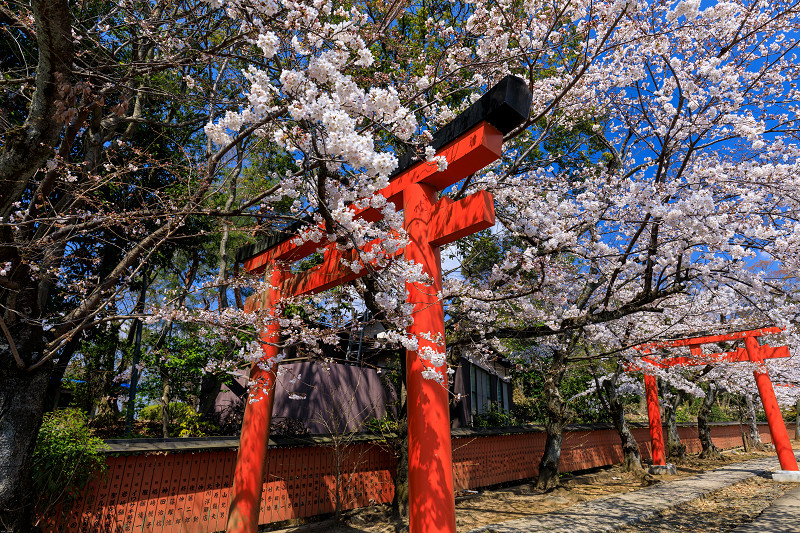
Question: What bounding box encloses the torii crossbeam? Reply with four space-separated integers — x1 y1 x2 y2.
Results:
631 327 798 473
228 76 532 533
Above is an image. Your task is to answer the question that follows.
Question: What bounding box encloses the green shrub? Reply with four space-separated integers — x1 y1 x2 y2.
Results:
138 402 216 437
32 409 107 516
472 403 518 428
364 416 399 435
138 403 163 422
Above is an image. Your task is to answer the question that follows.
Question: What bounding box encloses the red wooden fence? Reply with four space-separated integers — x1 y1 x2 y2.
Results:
45 422 792 532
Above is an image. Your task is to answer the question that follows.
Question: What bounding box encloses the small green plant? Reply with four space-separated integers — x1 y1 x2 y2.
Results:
32 409 108 519
364 416 399 435
472 403 518 428
138 402 217 437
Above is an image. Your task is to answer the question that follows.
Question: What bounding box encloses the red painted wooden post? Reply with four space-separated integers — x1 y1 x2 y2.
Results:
404 181 457 533
229 76 531 533
226 266 284 532
632 326 794 469
643 374 666 466
743 336 799 472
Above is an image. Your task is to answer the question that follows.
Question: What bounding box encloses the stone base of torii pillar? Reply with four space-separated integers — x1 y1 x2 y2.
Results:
648 464 677 475
773 470 800 482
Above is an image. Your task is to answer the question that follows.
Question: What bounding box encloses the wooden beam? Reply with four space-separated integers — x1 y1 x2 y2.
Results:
637 344 790 369
428 190 495 247
635 326 783 351
242 122 502 274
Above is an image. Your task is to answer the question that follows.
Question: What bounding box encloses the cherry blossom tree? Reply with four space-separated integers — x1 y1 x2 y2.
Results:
5 0 800 525
0 0 271 525
443 0 800 486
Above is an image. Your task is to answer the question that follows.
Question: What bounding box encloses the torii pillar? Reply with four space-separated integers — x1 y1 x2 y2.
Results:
742 335 799 478
643 374 666 466
633 327 799 478
227 76 532 533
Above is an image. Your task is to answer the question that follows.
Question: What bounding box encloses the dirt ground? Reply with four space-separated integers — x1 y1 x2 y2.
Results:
615 474 795 532
264 446 797 533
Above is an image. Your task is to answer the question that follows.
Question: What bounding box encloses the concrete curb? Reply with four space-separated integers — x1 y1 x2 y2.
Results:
466 455 790 533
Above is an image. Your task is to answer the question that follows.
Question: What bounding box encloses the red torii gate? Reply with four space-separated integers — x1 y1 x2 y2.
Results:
228 77 532 533
631 327 799 474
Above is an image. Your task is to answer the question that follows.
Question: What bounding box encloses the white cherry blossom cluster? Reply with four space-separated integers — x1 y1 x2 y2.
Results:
180 0 800 389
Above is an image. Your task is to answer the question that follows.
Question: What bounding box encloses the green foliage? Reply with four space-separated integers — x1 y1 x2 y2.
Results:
137 328 243 410
675 393 741 423
675 400 694 423
364 416 400 435
138 403 165 422
31 409 108 515
64 324 128 415
139 402 216 437
512 360 610 425
472 403 518 428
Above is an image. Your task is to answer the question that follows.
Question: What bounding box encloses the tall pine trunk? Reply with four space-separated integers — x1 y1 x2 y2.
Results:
160 380 171 438
698 383 721 459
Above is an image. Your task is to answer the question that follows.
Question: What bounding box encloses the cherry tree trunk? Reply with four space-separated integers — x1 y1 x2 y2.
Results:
602 380 642 471
0 358 51 531
659 379 685 458
665 407 685 458
392 416 409 520
537 420 565 491
743 393 765 450
795 398 799 441
698 384 721 459
390 353 409 520
536 349 567 490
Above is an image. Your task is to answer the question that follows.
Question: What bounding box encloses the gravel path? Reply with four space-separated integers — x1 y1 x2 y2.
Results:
466 456 789 533
615 475 797 532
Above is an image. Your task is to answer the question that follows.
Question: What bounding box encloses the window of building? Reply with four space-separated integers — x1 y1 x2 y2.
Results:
497 379 510 411
470 363 492 415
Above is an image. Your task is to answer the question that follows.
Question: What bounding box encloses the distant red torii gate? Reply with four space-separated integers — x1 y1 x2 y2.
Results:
630 327 798 473
228 77 532 533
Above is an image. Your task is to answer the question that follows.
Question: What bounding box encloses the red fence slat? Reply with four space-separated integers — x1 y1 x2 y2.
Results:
45 422 796 532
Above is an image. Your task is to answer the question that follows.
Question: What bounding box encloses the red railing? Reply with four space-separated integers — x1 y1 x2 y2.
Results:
45 422 790 532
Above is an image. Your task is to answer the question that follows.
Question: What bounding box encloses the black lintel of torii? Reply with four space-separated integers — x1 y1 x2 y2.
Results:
236 75 532 264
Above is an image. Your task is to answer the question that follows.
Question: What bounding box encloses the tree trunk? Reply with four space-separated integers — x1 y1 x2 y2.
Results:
698 383 721 459
125 277 147 437
160 380 170 438
737 403 750 452
601 378 643 472
392 416 409 521
665 403 685 458
536 348 567 490
795 398 799 441
42 336 80 412
391 357 409 523
0 365 50 532
659 379 685 458
198 374 223 421
743 393 765 450
95 331 120 419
